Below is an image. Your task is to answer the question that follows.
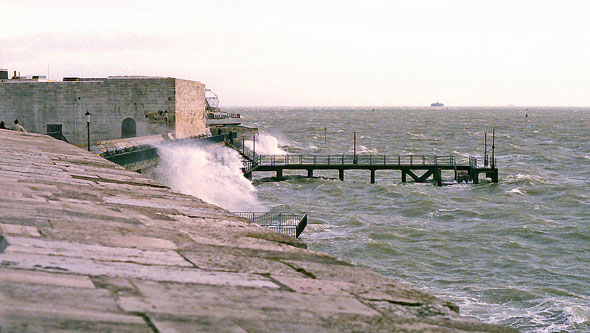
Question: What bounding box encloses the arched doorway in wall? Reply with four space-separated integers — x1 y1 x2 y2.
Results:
121 118 136 138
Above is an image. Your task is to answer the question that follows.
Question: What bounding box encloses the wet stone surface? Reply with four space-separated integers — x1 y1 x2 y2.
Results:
0 131 515 332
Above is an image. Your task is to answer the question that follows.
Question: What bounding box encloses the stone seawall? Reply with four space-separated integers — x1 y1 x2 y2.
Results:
0 130 514 332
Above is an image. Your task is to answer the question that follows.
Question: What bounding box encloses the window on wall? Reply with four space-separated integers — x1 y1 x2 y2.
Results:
121 118 136 138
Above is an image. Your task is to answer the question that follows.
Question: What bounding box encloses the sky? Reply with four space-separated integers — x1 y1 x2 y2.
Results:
2 0 590 106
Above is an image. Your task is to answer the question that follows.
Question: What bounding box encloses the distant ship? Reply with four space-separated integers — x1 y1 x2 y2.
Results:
431 102 444 107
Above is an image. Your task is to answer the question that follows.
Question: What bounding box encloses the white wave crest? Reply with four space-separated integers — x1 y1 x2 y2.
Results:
357 145 379 154
507 187 525 195
152 144 265 212
565 305 590 326
245 133 287 155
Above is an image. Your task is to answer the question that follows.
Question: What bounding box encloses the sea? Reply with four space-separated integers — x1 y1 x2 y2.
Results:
154 107 590 332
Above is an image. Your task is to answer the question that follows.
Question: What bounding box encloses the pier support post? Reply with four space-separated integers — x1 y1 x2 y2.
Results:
307 169 313 178
472 171 479 184
370 170 375 184
401 169 407 183
487 169 498 183
434 168 442 186
339 169 344 181
276 169 283 179
245 172 252 180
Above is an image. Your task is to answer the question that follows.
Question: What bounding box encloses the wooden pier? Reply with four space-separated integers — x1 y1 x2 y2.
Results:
234 148 498 186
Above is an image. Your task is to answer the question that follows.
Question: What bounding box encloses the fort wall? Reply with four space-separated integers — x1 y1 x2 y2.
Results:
174 78 207 138
0 77 206 145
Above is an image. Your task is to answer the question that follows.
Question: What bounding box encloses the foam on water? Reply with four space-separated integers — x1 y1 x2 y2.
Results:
507 187 525 195
153 144 265 212
244 133 287 155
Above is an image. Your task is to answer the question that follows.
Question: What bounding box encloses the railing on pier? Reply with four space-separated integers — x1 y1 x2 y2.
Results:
226 141 256 161
242 160 259 173
254 154 456 167
469 155 497 169
235 212 308 239
225 141 258 174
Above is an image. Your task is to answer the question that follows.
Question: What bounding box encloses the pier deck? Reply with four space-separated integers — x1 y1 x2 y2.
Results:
240 152 498 186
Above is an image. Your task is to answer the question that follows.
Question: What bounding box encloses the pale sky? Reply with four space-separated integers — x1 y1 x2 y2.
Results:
2 0 589 106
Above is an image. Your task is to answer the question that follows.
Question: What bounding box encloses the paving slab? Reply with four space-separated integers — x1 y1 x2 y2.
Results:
0 268 95 288
3 235 189 266
1 252 279 289
0 305 150 333
0 223 41 237
119 279 380 320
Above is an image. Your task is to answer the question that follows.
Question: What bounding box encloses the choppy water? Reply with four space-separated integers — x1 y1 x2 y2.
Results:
159 107 590 332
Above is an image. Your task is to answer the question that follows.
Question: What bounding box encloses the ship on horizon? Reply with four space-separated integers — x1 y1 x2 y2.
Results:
431 101 444 107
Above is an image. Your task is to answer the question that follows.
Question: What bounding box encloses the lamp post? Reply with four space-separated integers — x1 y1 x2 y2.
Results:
85 111 91 151
353 131 357 164
164 110 169 139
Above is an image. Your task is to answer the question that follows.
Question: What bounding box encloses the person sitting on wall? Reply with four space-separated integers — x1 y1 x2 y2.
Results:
10 119 27 132
0 121 7 129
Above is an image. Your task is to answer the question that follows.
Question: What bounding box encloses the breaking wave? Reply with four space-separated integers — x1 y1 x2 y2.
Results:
151 144 265 212
244 133 287 155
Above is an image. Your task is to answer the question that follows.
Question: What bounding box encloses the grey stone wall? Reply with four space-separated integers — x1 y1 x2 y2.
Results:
175 79 207 138
0 77 206 145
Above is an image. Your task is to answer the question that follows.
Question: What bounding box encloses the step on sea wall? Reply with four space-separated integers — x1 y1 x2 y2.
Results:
0 130 514 332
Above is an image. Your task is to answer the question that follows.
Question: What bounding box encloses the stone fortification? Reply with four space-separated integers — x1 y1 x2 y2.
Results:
0 130 514 332
174 78 207 139
0 76 206 146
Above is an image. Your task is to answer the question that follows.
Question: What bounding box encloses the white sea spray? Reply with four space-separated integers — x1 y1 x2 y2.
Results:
152 144 265 212
244 133 287 155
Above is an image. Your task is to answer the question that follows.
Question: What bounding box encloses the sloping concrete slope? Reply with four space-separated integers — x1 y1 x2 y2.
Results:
0 130 514 332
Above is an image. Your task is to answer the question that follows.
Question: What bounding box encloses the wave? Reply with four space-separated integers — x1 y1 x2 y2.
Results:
152 144 265 212
244 133 287 155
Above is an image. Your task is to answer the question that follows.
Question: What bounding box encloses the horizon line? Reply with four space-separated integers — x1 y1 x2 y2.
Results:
222 105 590 108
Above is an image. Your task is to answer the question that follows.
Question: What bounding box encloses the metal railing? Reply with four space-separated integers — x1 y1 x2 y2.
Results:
254 154 456 167
469 155 497 169
242 160 259 173
225 142 258 173
207 112 241 119
100 134 216 167
235 212 308 239
226 141 256 161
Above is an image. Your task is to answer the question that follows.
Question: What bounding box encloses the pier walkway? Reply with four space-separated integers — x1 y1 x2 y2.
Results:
231 144 498 185
0 130 512 331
